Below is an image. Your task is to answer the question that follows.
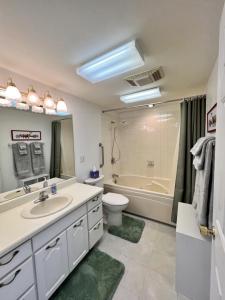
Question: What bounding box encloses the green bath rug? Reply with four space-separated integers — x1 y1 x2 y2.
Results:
51 248 125 300
108 214 145 243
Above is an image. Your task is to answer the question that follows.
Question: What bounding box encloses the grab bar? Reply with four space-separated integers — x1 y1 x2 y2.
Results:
99 143 104 168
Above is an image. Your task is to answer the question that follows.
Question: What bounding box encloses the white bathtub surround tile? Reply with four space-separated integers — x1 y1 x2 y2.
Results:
97 216 190 300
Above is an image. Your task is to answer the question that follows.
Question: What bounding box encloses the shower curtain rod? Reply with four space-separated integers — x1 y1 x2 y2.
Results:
102 97 183 113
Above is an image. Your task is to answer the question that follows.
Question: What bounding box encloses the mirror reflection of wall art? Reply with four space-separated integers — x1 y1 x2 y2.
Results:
207 103 217 133
11 130 41 141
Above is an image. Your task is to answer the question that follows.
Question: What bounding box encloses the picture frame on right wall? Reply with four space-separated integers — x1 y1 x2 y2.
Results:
207 103 217 133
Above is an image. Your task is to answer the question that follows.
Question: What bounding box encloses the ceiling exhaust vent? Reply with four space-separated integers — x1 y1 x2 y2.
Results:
124 67 164 87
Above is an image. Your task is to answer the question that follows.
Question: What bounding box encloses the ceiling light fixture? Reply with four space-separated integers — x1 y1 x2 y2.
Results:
76 40 144 83
5 78 21 101
27 86 40 106
43 92 55 109
120 87 161 104
56 98 67 113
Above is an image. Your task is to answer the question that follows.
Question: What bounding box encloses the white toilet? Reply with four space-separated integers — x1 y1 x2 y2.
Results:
102 192 129 226
84 175 129 226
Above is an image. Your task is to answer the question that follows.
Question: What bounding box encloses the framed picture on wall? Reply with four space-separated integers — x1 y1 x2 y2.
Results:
11 130 41 141
207 103 217 133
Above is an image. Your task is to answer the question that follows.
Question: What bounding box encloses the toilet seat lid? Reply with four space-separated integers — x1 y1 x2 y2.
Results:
102 193 129 206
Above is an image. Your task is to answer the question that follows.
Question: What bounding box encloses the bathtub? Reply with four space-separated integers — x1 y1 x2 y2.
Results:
104 175 174 225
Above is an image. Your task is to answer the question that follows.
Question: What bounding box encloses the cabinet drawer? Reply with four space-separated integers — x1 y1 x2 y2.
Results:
89 219 103 249
32 204 86 252
87 193 102 211
88 203 103 229
0 258 34 300
0 240 32 279
19 285 36 300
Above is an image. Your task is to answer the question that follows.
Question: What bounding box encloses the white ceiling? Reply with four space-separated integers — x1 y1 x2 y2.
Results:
0 0 223 108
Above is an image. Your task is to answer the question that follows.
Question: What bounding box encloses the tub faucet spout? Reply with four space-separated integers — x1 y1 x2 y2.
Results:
112 173 119 178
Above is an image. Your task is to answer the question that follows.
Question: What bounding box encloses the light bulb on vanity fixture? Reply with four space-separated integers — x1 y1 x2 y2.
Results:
27 86 40 106
56 98 68 113
147 104 154 108
43 91 56 110
5 78 21 101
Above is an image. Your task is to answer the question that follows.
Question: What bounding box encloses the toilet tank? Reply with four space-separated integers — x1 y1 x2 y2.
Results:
84 175 104 187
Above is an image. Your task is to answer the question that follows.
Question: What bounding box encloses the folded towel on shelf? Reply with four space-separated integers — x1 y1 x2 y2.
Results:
30 142 46 175
12 143 32 178
191 138 215 229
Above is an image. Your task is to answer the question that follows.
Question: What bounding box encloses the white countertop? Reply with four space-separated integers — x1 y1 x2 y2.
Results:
0 180 103 257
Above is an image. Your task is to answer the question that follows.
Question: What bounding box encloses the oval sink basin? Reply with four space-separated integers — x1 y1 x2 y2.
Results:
21 194 73 219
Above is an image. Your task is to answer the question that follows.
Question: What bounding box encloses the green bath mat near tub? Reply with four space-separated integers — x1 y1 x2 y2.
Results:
51 248 125 300
108 214 145 243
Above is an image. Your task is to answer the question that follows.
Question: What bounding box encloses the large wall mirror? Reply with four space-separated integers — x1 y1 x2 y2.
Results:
0 107 75 199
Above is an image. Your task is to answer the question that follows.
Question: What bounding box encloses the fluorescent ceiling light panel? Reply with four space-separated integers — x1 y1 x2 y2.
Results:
76 40 144 83
120 87 161 103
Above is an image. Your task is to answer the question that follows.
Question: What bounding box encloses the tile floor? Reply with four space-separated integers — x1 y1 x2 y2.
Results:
97 214 190 300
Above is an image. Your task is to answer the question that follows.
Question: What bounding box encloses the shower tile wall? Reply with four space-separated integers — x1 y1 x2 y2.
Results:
118 103 180 182
102 102 180 194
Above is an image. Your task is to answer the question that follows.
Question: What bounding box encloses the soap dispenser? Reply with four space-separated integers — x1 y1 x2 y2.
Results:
43 177 48 188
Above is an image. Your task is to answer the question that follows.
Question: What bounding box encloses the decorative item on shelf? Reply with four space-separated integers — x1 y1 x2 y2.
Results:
207 103 217 133
0 97 12 107
27 86 40 106
32 98 44 114
43 91 56 109
56 98 68 113
45 108 57 115
5 78 21 101
16 100 29 111
11 130 41 141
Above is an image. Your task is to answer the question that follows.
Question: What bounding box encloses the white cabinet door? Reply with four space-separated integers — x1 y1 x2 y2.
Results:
35 231 69 300
67 215 89 272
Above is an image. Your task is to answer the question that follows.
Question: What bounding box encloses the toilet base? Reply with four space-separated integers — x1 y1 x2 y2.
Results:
107 211 122 226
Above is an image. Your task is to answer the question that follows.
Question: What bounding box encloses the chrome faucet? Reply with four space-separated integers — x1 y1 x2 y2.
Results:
112 173 119 178
23 185 31 194
34 191 49 204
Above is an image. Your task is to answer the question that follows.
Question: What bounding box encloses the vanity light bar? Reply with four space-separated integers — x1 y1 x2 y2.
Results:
0 79 68 114
120 87 161 103
76 40 144 83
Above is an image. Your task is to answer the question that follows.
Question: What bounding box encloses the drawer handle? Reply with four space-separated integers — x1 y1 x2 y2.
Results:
92 206 100 213
92 197 98 202
0 250 19 266
94 223 101 230
46 237 60 250
73 219 83 228
0 269 21 287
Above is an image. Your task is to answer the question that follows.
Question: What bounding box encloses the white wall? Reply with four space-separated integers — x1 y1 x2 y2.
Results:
206 59 218 136
0 67 102 184
0 109 56 192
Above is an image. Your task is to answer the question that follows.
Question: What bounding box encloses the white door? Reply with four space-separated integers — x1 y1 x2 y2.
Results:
35 231 69 300
210 4 225 299
67 215 89 272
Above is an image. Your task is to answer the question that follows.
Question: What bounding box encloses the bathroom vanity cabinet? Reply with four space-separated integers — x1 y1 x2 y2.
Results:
0 192 103 300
